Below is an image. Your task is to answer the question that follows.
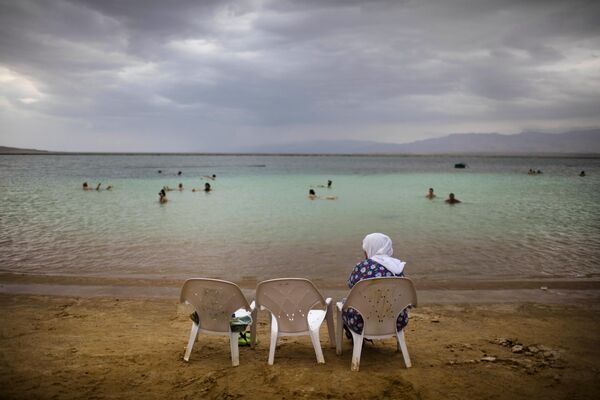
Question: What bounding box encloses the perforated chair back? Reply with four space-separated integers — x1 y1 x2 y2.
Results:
180 278 250 333
343 277 417 336
255 278 327 333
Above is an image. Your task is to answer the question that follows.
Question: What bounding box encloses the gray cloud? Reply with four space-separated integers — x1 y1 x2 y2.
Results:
1 0 599 151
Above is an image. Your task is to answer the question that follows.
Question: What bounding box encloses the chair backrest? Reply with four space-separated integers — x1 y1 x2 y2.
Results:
180 278 250 333
255 278 326 333
343 277 417 336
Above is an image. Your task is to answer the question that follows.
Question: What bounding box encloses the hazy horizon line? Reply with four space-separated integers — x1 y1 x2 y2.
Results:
2 150 600 158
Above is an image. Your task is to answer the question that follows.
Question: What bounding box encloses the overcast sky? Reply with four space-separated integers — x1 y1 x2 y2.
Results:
1 0 599 151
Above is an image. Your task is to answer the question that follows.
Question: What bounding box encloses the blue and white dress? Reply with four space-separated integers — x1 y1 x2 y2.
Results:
342 258 409 334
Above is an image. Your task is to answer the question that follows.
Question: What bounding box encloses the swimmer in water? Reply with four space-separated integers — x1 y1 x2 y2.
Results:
158 170 162 174
203 174 217 180
445 193 461 204
426 188 436 199
178 171 182 176
308 189 317 199
178 183 183 191
317 179 334 188
106 185 113 190
159 189 168 204
95 183 102 191
580 171 586 177
204 182 212 192
82 182 91 191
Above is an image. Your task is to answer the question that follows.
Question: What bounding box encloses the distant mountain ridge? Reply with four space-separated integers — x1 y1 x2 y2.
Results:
0 146 48 154
247 129 600 154
2 129 599 154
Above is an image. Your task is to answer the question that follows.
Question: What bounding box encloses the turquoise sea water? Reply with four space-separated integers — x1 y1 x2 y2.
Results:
1 155 599 282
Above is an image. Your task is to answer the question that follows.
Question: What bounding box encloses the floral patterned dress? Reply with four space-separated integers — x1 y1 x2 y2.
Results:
342 258 409 334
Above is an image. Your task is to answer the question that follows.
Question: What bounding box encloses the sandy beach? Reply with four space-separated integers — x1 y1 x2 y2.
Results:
1 276 600 399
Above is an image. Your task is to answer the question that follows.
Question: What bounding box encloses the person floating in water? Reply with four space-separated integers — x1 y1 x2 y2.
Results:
580 171 586 177
316 180 333 188
308 189 336 200
445 193 461 204
178 183 183 191
178 171 182 176
203 174 216 180
158 189 168 204
528 169 535 175
537 170 542 174
426 188 436 199
158 170 162 174
106 185 113 190
82 182 91 191
204 182 212 192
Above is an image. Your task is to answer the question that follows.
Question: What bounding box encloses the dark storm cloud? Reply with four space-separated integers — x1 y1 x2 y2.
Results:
1 0 599 151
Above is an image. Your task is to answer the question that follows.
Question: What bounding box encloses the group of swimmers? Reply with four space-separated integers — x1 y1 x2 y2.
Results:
82 182 112 191
426 188 461 204
91 167 590 205
308 180 338 200
158 170 183 176
158 174 217 203
529 169 588 177
159 183 213 203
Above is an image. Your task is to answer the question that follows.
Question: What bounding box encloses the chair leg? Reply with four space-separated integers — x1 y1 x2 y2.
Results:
396 330 411 368
309 328 325 364
229 332 240 367
267 314 278 365
335 306 343 355
326 302 336 349
350 330 363 372
183 322 200 362
250 308 258 349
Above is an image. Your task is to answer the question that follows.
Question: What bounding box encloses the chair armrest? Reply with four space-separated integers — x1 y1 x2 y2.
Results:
336 301 343 311
325 297 332 306
249 300 256 311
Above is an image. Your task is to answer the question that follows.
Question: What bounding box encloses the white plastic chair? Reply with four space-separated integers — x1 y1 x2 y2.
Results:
336 277 417 371
251 278 335 365
180 278 254 366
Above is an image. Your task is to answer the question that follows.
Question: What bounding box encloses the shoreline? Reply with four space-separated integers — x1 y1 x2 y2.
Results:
1 272 600 305
3 272 600 289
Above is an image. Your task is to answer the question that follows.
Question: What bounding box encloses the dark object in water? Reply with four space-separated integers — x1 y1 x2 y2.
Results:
454 163 467 169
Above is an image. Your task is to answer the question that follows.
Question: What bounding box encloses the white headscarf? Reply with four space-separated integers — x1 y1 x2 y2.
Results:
362 233 406 275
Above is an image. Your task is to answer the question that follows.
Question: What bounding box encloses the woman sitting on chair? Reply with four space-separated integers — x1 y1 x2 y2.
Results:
342 233 409 335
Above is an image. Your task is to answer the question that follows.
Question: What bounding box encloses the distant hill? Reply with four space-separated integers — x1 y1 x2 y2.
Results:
0 146 49 154
3 129 600 154
248 129 600 154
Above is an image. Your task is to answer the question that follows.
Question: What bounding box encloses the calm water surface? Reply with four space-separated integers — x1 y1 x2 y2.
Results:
1 155 599 282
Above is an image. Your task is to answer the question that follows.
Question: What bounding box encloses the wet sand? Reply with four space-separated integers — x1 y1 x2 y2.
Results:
1 283 600 399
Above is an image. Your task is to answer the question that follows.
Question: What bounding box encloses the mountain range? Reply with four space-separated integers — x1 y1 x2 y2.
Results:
246 129 600 154
1 129 599 154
